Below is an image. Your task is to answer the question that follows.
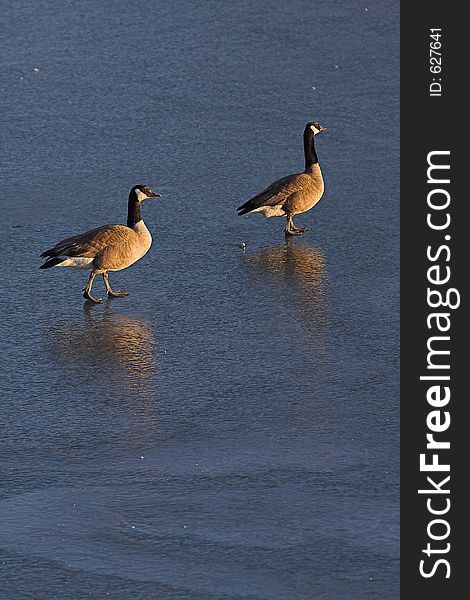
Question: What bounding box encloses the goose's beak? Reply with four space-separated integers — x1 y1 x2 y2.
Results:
319 126 327 132
148 190 162 198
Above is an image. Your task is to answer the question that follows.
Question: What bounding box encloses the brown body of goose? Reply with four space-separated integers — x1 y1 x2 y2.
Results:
40 184 161 303
237 122 327 235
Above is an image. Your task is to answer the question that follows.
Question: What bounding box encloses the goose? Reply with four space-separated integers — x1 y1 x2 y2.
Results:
237 122 327 235
40 184 162 303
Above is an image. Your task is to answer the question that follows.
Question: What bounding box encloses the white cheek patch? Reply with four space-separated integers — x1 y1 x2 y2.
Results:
310 124 320 135
135 189 148 201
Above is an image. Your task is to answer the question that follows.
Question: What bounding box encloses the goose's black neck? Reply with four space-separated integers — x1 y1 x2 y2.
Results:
304 128 319 171
127 194 142 228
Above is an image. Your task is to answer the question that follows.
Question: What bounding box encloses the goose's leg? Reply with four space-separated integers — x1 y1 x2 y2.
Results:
103 272 129 298
285 215 308 236
83 272 102 303
284 215 294 235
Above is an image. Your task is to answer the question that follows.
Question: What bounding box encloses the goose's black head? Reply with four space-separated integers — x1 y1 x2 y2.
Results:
130 184 162 202
127 184 162 228
305 121 327 136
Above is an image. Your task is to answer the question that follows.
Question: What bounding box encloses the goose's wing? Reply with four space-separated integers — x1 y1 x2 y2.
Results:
40 225 135 258
237 173 314 214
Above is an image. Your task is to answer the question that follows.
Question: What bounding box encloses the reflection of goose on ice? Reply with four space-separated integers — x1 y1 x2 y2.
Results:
48 301 157 395
244 239 327 334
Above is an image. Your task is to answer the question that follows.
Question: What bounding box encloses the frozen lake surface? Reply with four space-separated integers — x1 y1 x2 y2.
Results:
0 1 399 598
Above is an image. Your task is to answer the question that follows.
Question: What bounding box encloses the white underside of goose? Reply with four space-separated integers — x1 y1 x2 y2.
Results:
57 257 94 269
253 205 287 217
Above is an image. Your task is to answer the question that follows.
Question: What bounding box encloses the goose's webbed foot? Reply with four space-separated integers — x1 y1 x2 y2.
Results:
102 273 128 299
292 226 309 235
83 289 103 303
107 290 129 298
285 216 309 236
285 217 309 236
285 227 309 236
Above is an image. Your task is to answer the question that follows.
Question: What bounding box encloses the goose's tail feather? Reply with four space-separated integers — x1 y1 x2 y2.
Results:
237 204 253 216
39 257 65 269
